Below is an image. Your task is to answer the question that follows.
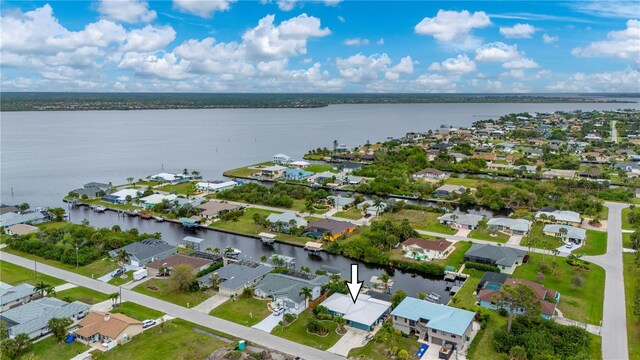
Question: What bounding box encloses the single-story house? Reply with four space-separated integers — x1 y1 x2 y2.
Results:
4 224 39 236
273 154 292 164
109 239 177 267
282 168 313 181
438 213 484 230
304 219 357 241
487 163 511 171
289 160 311 168
327 195 356 209
146 253 213 274
1 298 90 339
309 171 336 184
614 162 640 174
401 238 454 261
433 185 467 197
321 293 391 331
337 175 365 186
356 200 388 216
543 224 587 244
266 212 308 232
147 172 190 184
464 244 526 274
478 278 559 320
195 181 237 192
541 169 578 180
534 210 582 226
412 168 448 181
512 165 537 174
70 182 112 198
449 153 469 162
197 201 241 220
254 273 329 314
102 189 140 204
0 282 37 312
74 312 143 347
261 165 287 179
429 143 454 151
486 218 532 236
198 263 272 296
140 194 177 207
0 211 48 228
392 297 475 349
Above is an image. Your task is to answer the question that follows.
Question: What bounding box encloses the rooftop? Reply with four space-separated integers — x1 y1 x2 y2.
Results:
322 293 391 327
391 297 475 336
75 312 142 339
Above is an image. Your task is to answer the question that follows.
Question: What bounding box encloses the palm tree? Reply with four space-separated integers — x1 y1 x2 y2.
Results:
558 227 569 244
224 246 234 254
45 286 56 297
213 247 221 255
299 286 313 307
109 292 120 305
260 255 268 264
373 197 383 216
335 315 346 333
323 230 333 241
210 272 220 290
116 249 130 272
333 140 338 153
126 177 134 185
34 281 50 297
379 273 391 293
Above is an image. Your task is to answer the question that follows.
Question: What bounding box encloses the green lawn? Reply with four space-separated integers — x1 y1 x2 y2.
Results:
224 162 273 178
513 253 605 324
623 254 640 360
20 335 89 360
94 319 232 360
275 233 318 246
271 309 342 350
111 301 164 321
349 329 420 360
55 286 109 305
132 278 214 307
520 222 564 250
2 248 120 278
466 314 508 360
108 270 133 286
451 268 482 308
573 230 608 256
210 296 270 327
588 333 603 360
621 207 639 231
381 209 456 235
157 181 197 195
0 260 65 286
434 241 473 269
444 177 482 188
306 164 335 173
334 208 363 220
468 226 510 243
211 208 281 235
623 232 633 248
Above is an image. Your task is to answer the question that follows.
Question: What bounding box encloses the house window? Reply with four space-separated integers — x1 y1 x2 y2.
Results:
451 335 456 338
432 329 437 333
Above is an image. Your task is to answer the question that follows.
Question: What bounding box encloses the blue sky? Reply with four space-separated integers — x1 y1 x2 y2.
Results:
1 0 638 92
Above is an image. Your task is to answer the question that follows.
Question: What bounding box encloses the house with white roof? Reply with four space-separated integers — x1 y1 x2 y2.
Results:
0 298 90 339
261 165 287 179
102 189 140 204
147 172 190 184
487 218 532 236
272 154 292 165
535 210 582 226
321 293 391 331
266 212 308 232
391 297 475 349
195 181 237 192
438 213 484 230
140 193 178 206
543 224 587 245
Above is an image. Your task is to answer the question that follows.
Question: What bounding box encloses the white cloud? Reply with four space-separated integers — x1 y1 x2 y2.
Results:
337 16 346 23
548 69 640 92
173 0 235 17
503 58 539 69
572 1 640 18
543 33 559 44
277 0 297 11
121 25 176 52
415 10 491 49
336 53 391 82
428 54 476 74
385 56 415 80
344 38 369 46
499 23 536 38
376 38 384 45
475 42 520 62
410 73 457 92
571 19 640 60
97 0 156 23
323 0 343 6
118 52 192 80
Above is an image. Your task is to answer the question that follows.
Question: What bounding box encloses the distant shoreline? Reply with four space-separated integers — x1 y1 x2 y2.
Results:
1 93 637 111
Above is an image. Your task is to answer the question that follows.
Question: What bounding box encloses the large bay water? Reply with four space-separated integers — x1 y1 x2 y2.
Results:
1 101 637 297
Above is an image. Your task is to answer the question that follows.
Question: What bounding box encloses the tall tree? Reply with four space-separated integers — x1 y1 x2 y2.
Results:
47 317 73 342
493 284 541 333
299 286 313 307
169 264 195 292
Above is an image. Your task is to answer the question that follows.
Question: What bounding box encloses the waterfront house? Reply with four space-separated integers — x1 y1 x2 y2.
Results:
1 298 89 339
0 282 37 312
272 154 292 164
4 224 39 236
74 312 143 348
478 278 559 320
512 165 537 174
476 272 509 293
487 163 511 171
195 181 237 192
309 171 336 184
197 201 241 220
534 210 582 226
109 239 177 267
266 212 307 232
337 174 365 186
412 168 448 181
304 219 357 241
433 185 467 197
198 263 272 296
486 218 532 236
327 195 357 209
464 244 526 274
541 169 578 180
261 165 287 179
102 189 139 204
140 193 177 207
356 200 388 216
0 210 48 228
145 253 213 275
438 213 483 230
282 168 313 181
391 297 475 349
321 293 391 331
254 273 328 314
148 172 191 184
543 224 586 245
401 238 454 261
70 182 112 198
289 160 311 168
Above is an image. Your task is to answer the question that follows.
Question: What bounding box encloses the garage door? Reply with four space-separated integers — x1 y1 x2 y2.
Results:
431 336 443 346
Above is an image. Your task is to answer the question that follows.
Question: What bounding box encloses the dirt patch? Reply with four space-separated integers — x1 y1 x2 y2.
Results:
146 286 159 291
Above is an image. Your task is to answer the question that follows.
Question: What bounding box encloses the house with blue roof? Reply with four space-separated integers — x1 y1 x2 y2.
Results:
391 297 475 350
282 168 313 181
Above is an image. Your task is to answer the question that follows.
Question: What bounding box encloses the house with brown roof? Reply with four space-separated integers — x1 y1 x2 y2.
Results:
478 278 560 319
472 153 497 162
197 201 241 220
412 168 448 181
146 253 213 275
304 219 357 241
401 238 454 261
74 312 143 347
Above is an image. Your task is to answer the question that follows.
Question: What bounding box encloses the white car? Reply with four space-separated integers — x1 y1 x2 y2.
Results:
273 307 284 316
566 243 574 249
142 319 156 329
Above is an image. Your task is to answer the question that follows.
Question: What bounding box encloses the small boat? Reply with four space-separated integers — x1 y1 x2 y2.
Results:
425 292 441 303
154 216 164 222
224 248 242 259
139 213 152 220
127 210 139 217
93 206 106 213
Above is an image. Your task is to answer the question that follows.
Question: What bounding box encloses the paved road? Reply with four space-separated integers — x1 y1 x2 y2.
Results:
612 120 618 144
0 251 344 360
583 202 629 360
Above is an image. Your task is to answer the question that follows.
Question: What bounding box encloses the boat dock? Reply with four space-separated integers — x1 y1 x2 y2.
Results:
259 232 277 245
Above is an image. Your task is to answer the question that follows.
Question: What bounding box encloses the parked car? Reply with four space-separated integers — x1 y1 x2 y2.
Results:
142 319 156 329
273 307 284 316
566 243 574 249
113 268 125 277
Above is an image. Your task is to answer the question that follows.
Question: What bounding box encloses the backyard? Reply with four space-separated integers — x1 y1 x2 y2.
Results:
349 328 420 360
210 208 281 235
0 260 65 286
19 335 89 360
111 301 164 321
54 286 110 305
334 208 363 220
156 181 197 195
623 254 640 359
210 296 271 327
468 225 510 243
381 209 456 235
433 240 473 269
133 278 214 307
271 309 342 350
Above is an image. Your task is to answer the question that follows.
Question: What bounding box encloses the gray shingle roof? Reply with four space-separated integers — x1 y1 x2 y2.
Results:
0 283 36 307
109 239 176 263
543 224 586 241
254 273 328 303
487 218 531 232
1 298 89 337
465 244 526 267
0 211 47 227
203 263 273 292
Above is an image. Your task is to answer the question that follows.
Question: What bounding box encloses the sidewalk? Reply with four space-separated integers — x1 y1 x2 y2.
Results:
54 283 77 292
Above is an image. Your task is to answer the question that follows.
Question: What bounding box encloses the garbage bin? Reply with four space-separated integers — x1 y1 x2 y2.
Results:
238 340 245 351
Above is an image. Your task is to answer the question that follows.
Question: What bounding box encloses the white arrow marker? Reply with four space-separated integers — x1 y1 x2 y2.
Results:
346 264 363 303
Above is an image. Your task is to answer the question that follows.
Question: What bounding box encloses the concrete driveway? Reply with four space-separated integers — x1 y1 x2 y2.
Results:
252 312 282 333
327 328 368 356
506 235 523 246
556 242 583 254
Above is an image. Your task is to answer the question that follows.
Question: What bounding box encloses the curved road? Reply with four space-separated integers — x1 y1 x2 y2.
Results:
0 251 344 360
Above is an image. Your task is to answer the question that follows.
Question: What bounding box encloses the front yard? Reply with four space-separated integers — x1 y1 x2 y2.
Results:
468 225 510 243
271 309 342 350
334 208 363 220
55 286 110 305
573 230 608 256
520 222 564 250
20 335 88 360
1 248 120 279
381 209 456 235
132 278 214 307
210 296 272 327
108 270 133 286
111 301 164 321
623 254 640 359
0 260 65 286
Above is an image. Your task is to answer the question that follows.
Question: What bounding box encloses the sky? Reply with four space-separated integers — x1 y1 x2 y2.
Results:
0 0 639 93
